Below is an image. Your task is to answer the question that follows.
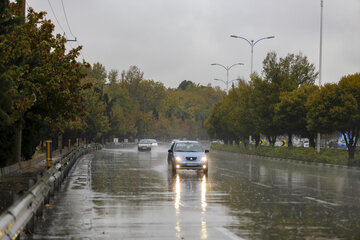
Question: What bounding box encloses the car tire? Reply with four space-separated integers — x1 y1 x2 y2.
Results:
171 162 176 174
168 162 176 174
203 168 208 175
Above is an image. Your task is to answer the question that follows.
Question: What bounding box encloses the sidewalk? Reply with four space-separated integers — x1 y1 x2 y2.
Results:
0 149 67 214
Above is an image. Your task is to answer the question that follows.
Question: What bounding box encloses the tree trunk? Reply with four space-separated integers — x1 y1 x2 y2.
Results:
243 137 248 148
343 132 358 165
267 136 276 146
288 133 293 147
348 146 355 161
254 134 260 147
309 136 316 148
14 120 22 163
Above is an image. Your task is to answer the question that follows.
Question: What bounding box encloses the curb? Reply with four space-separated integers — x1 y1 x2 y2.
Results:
212 149 360 171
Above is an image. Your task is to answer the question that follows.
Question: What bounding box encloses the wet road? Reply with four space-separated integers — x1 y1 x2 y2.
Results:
28 144 360 239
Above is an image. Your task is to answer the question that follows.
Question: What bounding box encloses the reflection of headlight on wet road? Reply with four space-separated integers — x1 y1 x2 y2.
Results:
201 175 207 209
175 156 182 162
201 156 207 162
175 175 180 210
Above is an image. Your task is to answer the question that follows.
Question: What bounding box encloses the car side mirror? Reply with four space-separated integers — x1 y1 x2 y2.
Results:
168 149 172 153
205 150 209 153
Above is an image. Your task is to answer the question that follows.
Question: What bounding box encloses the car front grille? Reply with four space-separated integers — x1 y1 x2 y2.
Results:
186 157 197 161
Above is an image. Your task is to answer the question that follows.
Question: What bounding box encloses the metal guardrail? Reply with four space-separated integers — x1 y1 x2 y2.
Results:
0 143 102 240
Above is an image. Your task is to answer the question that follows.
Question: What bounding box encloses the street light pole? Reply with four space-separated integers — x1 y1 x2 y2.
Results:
230 35 275 76
317 0 324 153
230 35 274 146
319 0 323 88
211 63 244 92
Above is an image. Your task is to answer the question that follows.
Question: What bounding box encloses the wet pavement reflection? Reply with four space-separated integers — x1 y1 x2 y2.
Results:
27 144 360 239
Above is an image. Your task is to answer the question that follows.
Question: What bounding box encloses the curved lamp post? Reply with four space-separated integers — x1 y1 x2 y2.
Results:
230 35 275 76
211 63 244 92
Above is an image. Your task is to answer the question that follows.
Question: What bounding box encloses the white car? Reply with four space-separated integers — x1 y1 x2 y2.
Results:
138 139 152 151
171 139 180 145
149 139 158 147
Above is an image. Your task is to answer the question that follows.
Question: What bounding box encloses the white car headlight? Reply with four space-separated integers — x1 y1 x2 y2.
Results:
175 156 182 162
201 156 207 162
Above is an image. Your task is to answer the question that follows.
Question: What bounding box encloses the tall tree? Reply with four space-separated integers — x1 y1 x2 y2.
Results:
108 69 119 84
251 52 318 145
307 73 360 163
275 84 318 147
1 3 86 163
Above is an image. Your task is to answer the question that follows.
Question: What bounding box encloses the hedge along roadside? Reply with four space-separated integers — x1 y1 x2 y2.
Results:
211 143 360 166
0 143 102 240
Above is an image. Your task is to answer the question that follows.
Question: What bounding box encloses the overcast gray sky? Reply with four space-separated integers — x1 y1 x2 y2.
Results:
28 0 360 89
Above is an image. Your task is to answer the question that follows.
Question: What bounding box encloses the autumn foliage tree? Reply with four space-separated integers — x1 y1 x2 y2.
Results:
0 1 86 165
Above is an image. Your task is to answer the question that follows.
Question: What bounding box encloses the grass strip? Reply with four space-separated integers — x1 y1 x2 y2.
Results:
210 144 360 166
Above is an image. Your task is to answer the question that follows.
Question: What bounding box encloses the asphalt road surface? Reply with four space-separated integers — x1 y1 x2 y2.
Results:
27 143 360 239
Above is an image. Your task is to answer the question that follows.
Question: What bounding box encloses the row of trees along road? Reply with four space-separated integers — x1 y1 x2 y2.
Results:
205 51 360 163
0 1 86 166
76 64 224 145
0 0 224 167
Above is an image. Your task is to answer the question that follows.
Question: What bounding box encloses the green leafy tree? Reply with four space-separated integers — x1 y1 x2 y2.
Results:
249 73 279 145
275 84 318 147
103 79 137 140
178 80 195 91
250 52 318 145
307 73 360 163
1 2 86 163
82 84 110 141
121 65 144 100
108 69 119 84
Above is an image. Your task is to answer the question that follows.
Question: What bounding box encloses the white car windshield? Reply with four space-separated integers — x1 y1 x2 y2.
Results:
174 142 203 152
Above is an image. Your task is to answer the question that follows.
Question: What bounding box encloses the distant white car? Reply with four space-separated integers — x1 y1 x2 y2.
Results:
171 139 180 145
138 139 152 151
149 139 158 147
211 140 224 144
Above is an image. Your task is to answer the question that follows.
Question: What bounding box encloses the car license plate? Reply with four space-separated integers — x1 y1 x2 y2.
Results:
187 163 198 166
142 147 147 149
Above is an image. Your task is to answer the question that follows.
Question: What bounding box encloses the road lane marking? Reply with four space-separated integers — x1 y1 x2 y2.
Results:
252 182 272 188
215 167 238 174
216 227 246 240
304 196 340 207
220 173 234 178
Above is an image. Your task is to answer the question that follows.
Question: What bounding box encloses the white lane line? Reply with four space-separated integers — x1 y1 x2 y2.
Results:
216 227 246 240
304 196 340 207
253 182 272 188
215 167 238 174
220 173 234 178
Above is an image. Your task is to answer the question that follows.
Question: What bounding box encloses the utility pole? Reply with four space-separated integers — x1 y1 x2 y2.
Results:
21 0 26 17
